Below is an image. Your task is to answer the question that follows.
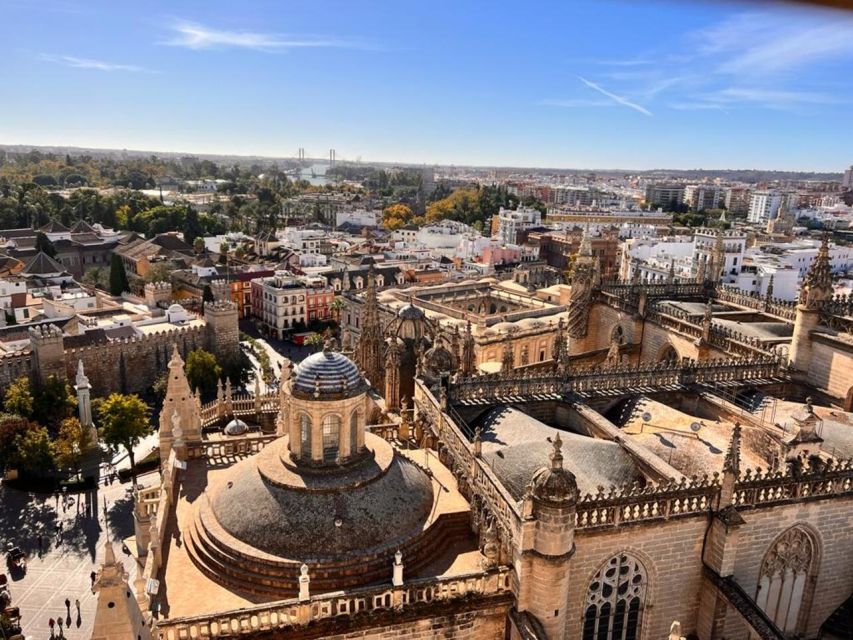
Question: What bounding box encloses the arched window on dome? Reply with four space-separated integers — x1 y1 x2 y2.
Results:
322 414 341 461
756 526 816 634
582 553 647 640
349 411 360 455
299 414 312 459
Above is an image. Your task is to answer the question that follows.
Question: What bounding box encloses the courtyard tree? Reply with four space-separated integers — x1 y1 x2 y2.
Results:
54 416 91 481
32 375 76 431
109 253 130 295
185 348 222 399
9 424 54 475
382 203 413 230
3 376 33 418
0 413 30 471
193 236 206 254
97 393 151 486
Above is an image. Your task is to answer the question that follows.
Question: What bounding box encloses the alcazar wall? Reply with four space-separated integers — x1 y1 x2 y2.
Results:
0 352 32 389
564 517 708 640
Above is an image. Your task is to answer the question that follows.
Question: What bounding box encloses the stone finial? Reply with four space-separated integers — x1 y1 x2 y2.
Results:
298 564 310 601
669 621 685 640
550 432 564 471
171 410 184 444
392 550 404 587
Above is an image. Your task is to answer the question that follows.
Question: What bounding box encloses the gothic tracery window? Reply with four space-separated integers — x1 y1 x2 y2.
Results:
582 554 647 640
756 527 815 634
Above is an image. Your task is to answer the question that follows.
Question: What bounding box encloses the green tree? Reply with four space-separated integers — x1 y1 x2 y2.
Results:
0 413 30 470
9 424 54 474
109 253 130 295
54 416 91 480
82 266 108 290
185 349 222 399
35 231 57 257
193 236 206 254
305 332 325 352
97 393 151 486
4 376 33 418
382 203 414 231
32 375 76 430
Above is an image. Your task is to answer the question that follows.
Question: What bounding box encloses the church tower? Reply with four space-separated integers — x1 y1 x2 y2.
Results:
566 226 598 340
159 344 201 461
90 540 151 640
790 235 833 371
355 265 385 389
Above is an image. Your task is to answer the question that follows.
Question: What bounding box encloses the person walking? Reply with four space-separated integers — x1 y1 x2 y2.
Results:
90 570 97 591
37 534 43 555
75 598 80 616
48 617 55 637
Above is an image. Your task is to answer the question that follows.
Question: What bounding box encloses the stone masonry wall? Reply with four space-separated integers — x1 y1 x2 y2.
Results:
807 338 853 401
253 599 510 640
724 497 853 640
565 516 709 640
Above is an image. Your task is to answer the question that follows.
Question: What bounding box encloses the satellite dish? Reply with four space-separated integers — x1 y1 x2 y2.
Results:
690 421 702 433
642 412 652 422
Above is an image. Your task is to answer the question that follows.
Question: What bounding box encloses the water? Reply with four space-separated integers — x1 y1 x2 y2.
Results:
296 164 332 186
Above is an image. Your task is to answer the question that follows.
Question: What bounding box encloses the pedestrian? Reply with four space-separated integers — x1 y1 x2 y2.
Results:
65 597 71 612
90 570 97 591
75 598 80 613
37 534 43 555
57 617 64 637
49 617 55 634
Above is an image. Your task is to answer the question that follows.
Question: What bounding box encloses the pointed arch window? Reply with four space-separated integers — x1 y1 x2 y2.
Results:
756 527 815 634
582 553 647 640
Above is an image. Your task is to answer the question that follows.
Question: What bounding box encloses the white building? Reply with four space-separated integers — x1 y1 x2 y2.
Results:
335 209 379 229
495 206 542 244
748 191 798 224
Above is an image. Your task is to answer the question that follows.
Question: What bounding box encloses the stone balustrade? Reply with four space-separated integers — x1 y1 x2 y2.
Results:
154 567 513 640
449 356 785 404
715 285 796 321
731 458 853 508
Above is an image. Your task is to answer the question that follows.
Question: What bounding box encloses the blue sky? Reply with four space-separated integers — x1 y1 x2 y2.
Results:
1 0 853 171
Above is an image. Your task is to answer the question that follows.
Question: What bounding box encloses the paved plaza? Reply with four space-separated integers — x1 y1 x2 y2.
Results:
1 472 155 639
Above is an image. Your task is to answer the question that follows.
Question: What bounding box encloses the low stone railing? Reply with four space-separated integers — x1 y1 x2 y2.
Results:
575 479 718 530
199 392 279 428
449 356 785 404
154 567 513 640
187 434 277 460
731 459 853 508
716 285 796 321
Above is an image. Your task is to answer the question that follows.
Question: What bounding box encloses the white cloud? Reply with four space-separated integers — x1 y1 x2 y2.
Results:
578 77 653 116
39 54 154 73
695 11 853 76
162 20 372 52
705 87 843 108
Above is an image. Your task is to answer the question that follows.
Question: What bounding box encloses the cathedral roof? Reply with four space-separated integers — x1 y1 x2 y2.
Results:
292 349 364 397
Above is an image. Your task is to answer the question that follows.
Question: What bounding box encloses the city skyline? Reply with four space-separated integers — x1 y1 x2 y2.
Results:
2 0 853 171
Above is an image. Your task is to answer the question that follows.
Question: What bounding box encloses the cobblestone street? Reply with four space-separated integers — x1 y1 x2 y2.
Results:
1 473 155 639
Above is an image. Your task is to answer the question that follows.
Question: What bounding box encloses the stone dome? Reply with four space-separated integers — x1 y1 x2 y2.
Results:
223 418 248 435
209 436 434 561
292 349 364 397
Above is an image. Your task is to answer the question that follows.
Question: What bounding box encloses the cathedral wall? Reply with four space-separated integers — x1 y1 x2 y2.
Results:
565 516 708 640
805 338 853 401
571 303 638 355
727 497 853 639
279 599 510 639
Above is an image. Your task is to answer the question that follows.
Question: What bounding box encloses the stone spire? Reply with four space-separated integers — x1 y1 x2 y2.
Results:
765 274 775 303
695 255 707 284
667 259 676 284
709 231 724 282
579 223 592 257
384 338 401 412
567 227 597 339
159 344 201 461
461 320 476 376
91 538 151 640
355 265 384 389
799 234 833 309
552 318 567 371
719 422 741 509
701 298 713 343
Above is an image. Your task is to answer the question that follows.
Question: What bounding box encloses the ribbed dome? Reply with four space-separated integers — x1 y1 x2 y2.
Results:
293 350 364 397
